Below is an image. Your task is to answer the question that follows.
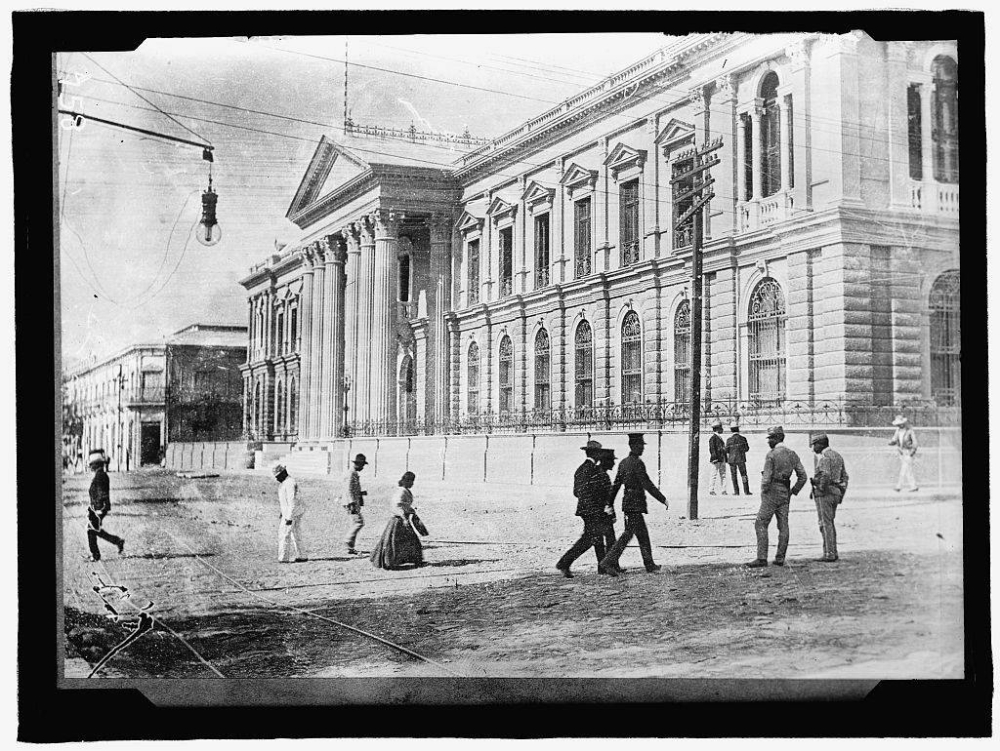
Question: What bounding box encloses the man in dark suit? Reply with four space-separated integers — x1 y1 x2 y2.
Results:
598 433 668 575
86 449 125 562
726 422 751 495
556 440 618 577
708 419 728 495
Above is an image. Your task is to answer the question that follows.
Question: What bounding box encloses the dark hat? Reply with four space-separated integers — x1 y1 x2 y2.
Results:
580 439 603 452
353 453 368 466
730 423 740 431
627 432 646 444
88 449 107 466
599 448 617 461
272 463 287 476
766 425 785 437
810 433 829 445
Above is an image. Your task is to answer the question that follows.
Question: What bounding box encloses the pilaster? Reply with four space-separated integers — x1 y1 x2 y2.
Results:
324 234 347 437
887 41 915 208
889 247 924 401
785 250 815 401
708 264 737 401
713 74 738 236
307 241 326 438
786 39 812 213
354 216 375 424
429 214 452 424
297 248 316 439
342 224 361 428
372 209 404 425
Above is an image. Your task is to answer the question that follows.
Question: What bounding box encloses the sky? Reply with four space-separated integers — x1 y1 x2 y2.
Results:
56 33 673 369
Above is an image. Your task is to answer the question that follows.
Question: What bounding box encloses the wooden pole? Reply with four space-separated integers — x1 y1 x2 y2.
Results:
687 197 704 520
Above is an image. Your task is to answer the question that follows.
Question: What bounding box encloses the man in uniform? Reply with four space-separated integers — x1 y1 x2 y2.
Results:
274 463 308 563
86 449 125 562
726 422 751 495
598 433 668 576
810 433 849 563
745 426 807 568
342 453 368 555
555 440 617 577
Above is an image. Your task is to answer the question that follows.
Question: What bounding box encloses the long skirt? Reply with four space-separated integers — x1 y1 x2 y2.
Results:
370 516 424 569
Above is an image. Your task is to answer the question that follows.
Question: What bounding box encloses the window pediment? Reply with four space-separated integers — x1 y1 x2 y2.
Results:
560 162 599 197
655 118 696 157
521 180 556 214
457 209 485 235
604 143 647 179
488 195 518 225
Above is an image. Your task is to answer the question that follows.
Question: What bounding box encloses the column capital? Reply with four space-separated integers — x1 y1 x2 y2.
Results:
715 74 736 103
300 245 318 269
750 98 765 118
785 39 811 70
311 239 327 264
688 85 708 112
355 215 375 245
324 234 347 265
373 209 405 239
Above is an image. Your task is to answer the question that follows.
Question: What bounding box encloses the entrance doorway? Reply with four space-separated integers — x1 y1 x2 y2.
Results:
140 423 161 465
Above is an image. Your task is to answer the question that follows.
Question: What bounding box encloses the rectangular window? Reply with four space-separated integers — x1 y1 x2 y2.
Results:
761 103 781 197
619 179 640 266
534 214 550 289
276 312 284 355
467 239 480 305
573 197 591 279
499 227 513 298
786 95 794 189
289 307 298 353
742 114 754 200
908 84 923 180
399 255 411 302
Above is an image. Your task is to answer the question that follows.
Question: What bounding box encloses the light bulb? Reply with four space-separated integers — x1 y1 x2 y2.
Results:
196 187 221 247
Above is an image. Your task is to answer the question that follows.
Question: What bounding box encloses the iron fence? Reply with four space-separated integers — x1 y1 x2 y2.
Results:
344 398 961 437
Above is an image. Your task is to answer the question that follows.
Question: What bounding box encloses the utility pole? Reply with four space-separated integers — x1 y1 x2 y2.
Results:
116 364 123 473
670 137 723 521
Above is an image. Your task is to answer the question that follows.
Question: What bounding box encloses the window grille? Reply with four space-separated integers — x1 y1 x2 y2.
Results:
467 342 480 416
574 198 592 278
674 300 691 403
499 335 514 414
619 179 640 266
932 56 959 184
621 311 642 404
930 269 961 405
908 84 923 181
467 239 480 305
672 155 696 249
574 321 594 409
760 72 781 198
499 228 513 298
534 214 550 289
747 277 787 402
534 328 551 411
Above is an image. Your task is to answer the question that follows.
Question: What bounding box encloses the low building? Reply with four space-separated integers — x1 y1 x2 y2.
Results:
63 324 247 470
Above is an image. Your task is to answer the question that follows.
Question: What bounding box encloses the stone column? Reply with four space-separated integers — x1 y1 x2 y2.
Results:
307 241 326 438
296 248 316 439
341 224 361 428
596 138 610 271
777 95 791 193
749 100 763 202
736 115 747 204
916 73 934 208
447 316 461 421
371 209 404 426
428 214 451 424
354 216 375 425
322 233 347 438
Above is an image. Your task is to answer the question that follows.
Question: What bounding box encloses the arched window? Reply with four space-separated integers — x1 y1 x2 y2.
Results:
275 380 284 436
467 342 480 416
932 56 959 184
760 72 782 198
621 311 642 404
288 377 298 435
674 300 691 403
534 328 551 411
930 270 960 405
748 278 787 401
499 335 514 414
574 321 594 409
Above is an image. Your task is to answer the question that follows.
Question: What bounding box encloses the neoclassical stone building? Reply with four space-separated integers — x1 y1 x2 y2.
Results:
241 31 961 447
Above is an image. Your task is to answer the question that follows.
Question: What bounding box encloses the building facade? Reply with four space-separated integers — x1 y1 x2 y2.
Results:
241 31 961 444
64 324 247 469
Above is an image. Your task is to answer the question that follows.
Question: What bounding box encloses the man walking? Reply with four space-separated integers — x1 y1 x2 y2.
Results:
86 449 125 562
726 422 751 495
708 419 728 495
597 448 620 561
599 433 668 576
810 433 849 563
889 414 919 492
555 440 618 577
274 463 307 563
745 426 807 568
342 453 368 555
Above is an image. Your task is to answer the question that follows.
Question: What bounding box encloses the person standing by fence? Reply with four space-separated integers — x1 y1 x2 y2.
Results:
708 420 728 495
889 415 919 492
726 422 751 495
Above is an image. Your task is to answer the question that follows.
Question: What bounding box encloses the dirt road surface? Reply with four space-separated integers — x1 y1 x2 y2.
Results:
62 469 963 680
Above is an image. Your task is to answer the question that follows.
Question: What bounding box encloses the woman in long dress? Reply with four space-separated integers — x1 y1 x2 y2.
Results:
370 471 424 569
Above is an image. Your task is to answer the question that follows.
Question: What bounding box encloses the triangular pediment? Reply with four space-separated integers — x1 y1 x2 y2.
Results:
487 195 517 220
521 180 556 207
655 118 696 155
560 162 599 190
604 143 648 172
457 209 485 234
286 136 370 220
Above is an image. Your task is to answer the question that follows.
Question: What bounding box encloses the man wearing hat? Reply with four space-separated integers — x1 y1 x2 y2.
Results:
555 441 619 577
888 415 919 492
746 426 807 568
341 453 369 555
274 463 308 563
809 433 849 562
86 449 125 562
598 433 668 576
708 419 728 495
725 422 751 495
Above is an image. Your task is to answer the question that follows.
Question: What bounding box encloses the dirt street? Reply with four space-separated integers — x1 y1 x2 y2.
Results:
62 469 964 679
